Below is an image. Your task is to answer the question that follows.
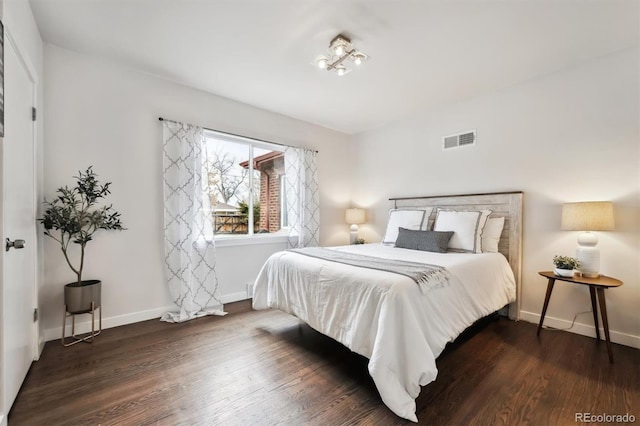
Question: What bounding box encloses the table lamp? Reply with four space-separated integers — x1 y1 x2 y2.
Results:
561 201 614 277
346 208 366 244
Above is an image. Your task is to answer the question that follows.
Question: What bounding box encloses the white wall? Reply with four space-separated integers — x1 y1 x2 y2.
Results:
351 48 640 348
41 45 353 341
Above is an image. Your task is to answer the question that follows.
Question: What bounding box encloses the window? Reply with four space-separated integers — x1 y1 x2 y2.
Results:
203 130 287 239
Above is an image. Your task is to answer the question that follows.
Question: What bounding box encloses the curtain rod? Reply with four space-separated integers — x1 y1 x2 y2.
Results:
158 117 318 153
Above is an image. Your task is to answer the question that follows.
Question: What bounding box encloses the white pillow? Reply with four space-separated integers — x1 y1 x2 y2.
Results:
382 208 431 245
433 209 491 253
482 217 505 253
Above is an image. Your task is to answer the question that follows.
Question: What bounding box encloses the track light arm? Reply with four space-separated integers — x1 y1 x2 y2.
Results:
326 49 356 71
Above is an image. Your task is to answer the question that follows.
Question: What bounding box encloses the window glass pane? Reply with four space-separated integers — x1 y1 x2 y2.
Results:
204 136 251 236
252 147 285 234
203 130 286 239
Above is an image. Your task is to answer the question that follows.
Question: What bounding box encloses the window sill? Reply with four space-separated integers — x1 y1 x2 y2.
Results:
214 234 290 248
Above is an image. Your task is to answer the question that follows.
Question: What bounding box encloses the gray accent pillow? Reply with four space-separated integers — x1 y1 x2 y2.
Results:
394 227 454 253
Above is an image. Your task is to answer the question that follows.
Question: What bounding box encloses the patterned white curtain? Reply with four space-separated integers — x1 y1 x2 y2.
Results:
285 147 320 248
162 121 225 322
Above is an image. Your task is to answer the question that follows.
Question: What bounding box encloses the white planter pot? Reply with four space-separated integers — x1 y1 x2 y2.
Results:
554 268 574 278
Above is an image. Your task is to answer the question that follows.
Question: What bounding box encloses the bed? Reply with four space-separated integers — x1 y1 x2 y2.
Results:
252 192 523 422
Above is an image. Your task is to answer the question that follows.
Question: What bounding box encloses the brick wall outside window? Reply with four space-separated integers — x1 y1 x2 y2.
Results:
256 156 284 232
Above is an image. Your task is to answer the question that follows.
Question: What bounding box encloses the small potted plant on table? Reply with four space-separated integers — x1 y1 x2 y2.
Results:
39 167 124 345
553 255 580 277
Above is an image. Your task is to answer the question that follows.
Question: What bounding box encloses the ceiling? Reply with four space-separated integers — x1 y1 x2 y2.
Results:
29 0 639 135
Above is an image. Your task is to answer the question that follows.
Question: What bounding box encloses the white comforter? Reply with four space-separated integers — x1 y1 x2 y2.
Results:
252 244 516 422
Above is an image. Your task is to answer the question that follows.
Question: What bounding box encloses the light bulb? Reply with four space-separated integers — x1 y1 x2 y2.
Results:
335 45 345 56
354 56 362 65
336 66 346 76
317 58 327 69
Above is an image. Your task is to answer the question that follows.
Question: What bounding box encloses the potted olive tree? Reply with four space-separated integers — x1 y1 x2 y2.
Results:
39 167 125 314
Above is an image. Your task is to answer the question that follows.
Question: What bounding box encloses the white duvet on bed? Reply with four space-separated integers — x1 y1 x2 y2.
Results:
252 243 516 422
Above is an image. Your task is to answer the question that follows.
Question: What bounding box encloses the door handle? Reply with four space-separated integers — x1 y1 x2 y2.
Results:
6 238 26 252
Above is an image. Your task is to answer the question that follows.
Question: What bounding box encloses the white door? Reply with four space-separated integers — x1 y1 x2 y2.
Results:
2 29 37 413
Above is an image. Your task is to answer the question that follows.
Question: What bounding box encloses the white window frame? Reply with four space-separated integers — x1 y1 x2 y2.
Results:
280 174 288 229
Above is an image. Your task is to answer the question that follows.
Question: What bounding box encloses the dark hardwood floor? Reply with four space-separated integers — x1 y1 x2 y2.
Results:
9 300 640 425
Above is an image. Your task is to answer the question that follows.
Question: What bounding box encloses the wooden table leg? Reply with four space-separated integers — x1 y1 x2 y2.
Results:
596 288 614 363
537 278 555 336
589 286 601 341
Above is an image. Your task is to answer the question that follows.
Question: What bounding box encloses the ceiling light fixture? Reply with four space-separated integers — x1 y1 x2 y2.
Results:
314 34 368 76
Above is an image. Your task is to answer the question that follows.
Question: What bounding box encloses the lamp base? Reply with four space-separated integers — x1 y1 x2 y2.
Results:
349 224 359 244
576 245 600 278
580 272 600 278
349 231 358 245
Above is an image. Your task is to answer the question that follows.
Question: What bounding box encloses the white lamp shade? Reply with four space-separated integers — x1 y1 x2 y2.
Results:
561 201 614 231
346 208 366 225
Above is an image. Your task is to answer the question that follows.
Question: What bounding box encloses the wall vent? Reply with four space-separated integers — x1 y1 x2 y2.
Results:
443 130 476 150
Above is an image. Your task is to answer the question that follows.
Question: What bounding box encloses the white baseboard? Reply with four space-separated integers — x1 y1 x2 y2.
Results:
43 292 252 343
220 291 250 304
43 304 176 343
520 310 640 349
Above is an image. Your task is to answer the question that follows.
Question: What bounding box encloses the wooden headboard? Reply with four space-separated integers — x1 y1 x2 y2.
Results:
389 191 523 320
